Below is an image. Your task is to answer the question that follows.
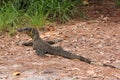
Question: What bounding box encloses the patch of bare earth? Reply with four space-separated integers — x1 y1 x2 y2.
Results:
0 18 120 80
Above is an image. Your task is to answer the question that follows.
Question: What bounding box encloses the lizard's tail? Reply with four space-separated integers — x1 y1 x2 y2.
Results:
51 46 91 64
73 54 91 64
65 52 91 64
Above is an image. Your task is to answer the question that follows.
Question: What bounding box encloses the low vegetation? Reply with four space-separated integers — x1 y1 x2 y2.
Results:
0 0 82 32
0 0 119 33
115 0 120 7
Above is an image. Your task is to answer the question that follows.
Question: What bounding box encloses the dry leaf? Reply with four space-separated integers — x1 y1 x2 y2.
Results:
12 72 21 76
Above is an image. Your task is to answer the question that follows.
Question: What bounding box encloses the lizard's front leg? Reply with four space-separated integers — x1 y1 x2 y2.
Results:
22 39 62 46
22 40 33 46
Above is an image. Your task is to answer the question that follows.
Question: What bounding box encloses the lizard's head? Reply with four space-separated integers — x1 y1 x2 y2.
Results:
18 27 39 39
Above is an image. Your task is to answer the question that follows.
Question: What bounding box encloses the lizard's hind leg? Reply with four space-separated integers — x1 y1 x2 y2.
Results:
35 49 47 57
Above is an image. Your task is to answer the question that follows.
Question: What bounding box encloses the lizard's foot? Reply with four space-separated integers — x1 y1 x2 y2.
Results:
36 53 47 57
46 39 62 45
22 41 33 46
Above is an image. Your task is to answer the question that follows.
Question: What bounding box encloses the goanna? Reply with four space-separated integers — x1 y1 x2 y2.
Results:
18 27 91 64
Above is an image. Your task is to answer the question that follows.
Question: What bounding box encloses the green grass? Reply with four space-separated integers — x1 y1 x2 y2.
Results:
25 0 48 28
25 0 77 26
0 1 19 31
45 0 76 22
115 0 120 7
0 0 82 33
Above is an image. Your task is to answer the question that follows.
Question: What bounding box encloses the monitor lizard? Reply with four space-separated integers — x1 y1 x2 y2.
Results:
18 27 91 64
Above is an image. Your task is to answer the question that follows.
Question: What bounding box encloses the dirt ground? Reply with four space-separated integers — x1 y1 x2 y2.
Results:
0 3 120 80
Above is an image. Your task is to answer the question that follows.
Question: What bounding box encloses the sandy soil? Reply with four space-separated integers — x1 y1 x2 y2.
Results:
0 18 120 80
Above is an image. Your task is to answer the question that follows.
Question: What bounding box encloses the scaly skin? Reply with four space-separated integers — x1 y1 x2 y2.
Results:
18 27 91 64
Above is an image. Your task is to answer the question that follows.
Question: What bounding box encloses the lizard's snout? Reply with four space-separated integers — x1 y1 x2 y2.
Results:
17 27 32 32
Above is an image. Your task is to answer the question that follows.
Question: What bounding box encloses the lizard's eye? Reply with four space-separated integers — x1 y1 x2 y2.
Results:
25 29 34 37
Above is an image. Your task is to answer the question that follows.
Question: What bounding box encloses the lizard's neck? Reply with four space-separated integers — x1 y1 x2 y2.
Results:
33 34 40 41
31 28 42 41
